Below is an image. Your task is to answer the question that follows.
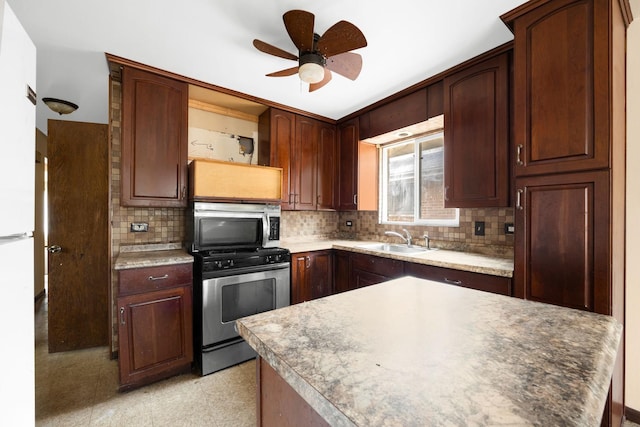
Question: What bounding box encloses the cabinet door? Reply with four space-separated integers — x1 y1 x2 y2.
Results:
338 119 358 210
267 109 296 209
333 250 351 293
294 117 318 210
118 286 193 388
317 123 337 210
444 52 509 207
511 0 609 176
513 170 609 313
291 251 334 304
121 66 188 207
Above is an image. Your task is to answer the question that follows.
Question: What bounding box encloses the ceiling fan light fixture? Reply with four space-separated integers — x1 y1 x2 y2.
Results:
42 97 78 115
298 53 325 84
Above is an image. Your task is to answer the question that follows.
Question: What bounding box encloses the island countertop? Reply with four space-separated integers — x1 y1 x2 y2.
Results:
236 276 622 426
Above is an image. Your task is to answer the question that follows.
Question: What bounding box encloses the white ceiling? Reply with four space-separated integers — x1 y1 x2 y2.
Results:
8 0 527 134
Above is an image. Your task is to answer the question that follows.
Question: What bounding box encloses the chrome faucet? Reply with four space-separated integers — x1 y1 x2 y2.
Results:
385 229 412 246
423 233 431 250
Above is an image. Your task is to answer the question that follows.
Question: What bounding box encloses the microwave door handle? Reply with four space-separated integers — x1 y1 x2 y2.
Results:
263 213 270 244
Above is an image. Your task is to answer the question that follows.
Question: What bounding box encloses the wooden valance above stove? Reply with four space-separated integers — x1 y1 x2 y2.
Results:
189 158 283 203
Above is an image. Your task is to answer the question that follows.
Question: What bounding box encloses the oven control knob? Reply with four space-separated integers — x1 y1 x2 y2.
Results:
214 261 223 269
229 260 234 267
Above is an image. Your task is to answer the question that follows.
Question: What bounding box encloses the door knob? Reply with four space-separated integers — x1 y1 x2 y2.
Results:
48 245 62 253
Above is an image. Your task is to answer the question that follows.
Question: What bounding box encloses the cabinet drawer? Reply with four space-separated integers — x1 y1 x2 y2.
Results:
118 263 193 296
351 253 404 277
405 262 511 296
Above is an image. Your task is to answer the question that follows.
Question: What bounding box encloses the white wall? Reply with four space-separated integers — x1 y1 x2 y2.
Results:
626 0 640 411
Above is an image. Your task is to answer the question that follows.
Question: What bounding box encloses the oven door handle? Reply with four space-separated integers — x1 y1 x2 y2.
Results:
202 262 290 279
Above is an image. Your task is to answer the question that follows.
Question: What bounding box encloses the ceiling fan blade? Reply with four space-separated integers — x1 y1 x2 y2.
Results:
309 69 332 92
283 10 315 52
317 20 367 58
326 52 362 80
266 67 299 77
253 39 298 61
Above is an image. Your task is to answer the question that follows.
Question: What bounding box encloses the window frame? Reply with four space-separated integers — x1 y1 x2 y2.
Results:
379 132 459 227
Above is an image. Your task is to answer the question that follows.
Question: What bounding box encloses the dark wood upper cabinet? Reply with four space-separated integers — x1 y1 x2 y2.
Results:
317 122 338 210
259 109 336 211
338 119 359 211
443 52 510 208
507 0 610 176
121 66 188 207
337 119 377 211
258 109 296 209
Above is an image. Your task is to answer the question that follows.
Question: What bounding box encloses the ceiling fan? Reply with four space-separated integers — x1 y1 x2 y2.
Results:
253 9 367 92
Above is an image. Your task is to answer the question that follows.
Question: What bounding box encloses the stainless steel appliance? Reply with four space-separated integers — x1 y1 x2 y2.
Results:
188 202 290 375
187 202 281 253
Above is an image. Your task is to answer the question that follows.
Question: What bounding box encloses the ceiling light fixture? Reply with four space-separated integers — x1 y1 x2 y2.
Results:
298 53 325 84
42 97 78 115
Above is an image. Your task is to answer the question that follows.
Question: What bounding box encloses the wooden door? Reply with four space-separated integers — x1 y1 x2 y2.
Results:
513 170 610 313
121 66 188 207
294 117 318 210
444 52 509 207
47 120 109 352
316 123 337 210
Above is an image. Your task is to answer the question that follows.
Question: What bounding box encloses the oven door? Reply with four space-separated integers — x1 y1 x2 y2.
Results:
201 263 290 347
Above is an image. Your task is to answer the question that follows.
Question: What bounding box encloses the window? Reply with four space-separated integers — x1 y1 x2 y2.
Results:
380 131 459 226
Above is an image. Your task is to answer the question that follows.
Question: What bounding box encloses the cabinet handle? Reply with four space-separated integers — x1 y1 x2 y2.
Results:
181 186 186 200
353 194 357 205
444 186 449 201
516 144 524 166
515 189 524 210
306 256 311 269
148 274 169 281
120 307 125 325
444 278 462 286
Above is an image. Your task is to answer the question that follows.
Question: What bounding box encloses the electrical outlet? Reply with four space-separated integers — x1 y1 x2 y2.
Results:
346 220 353 227
474 221 485 236
504 223 515 235
130 222 149 232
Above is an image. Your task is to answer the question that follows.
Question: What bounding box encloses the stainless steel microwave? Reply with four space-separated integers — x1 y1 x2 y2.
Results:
187 202 281 252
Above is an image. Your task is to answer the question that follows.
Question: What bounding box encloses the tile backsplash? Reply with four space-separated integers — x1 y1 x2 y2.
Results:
282 208 514 258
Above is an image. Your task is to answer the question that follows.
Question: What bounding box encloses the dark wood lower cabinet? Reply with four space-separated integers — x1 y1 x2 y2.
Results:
404 263 512 296
346 252 405 292
117 263 193 390
514 170 609 312
291 251 334 304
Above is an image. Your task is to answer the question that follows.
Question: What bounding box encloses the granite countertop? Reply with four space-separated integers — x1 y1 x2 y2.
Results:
114 243 193 270
281 239 514 278
237 276 622 427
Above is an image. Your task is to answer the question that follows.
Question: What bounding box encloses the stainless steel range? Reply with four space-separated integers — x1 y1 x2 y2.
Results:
188 202 290 375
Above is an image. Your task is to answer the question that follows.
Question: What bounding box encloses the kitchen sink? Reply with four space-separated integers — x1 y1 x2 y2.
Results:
356 243 430 254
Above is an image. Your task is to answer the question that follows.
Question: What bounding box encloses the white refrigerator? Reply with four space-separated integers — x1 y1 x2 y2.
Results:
0 1 37 425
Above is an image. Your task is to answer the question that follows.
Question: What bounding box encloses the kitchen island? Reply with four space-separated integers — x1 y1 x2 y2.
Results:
236 276 622 426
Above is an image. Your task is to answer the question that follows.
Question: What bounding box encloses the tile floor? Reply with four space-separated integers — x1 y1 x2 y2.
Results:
35 297 257 426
